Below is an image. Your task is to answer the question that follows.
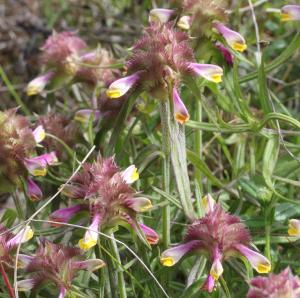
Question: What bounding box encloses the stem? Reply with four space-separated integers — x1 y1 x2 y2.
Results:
109 234 127 298
0 262 15 298
194 97 203 217
159 96 195 221
12 192 24 220
159 100 171 249
0 66 30 116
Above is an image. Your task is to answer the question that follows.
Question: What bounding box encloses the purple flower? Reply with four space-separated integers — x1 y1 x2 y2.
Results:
160 202 270 292
26 71 55 96
41 31 87 71
18 240 105 297
24 152 58 177
0 225 33 268
213 22 247 52
149 9 175 24
281 5 300 22
0 109 47 192
173 87 190 124
247 268 300 298
49 204 87 226
26 178 43 201
106 23 223 124
50 156 157 250
215 42 234 66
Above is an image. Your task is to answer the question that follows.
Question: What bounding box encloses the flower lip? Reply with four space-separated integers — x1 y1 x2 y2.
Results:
188 63 223 83
288 219 300 237
213 22 247 52
122 165 139 184
160 240 202 266
26 71 55 96
78 214 101 250
106 72 140 99
149 8 175 24
173 87 190 125
281 5 300 22
234 244 271 274
32 125 46 144
177 15 191 30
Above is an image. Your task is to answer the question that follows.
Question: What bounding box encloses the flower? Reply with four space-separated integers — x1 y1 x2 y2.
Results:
49 204 87 226
247 267 300 298
213 22 247 52
106 23 222 123
41 31 87 71
24 152 58 177
106 73 140 99
288 219 300 237
26 178 43 201
172 0 229 37
0 109 54 193
281 5 300 22
121 165 139 184
0 225 33 268
75 109 101 124
18 240 105 298
149 9 175 24
50 156 158 250
32 125 46 144
26 71 55 96
75 48 119 87
177 15 192 30
188 63 223 83
215 42 234 65
160 203 270 292
173 87 190 124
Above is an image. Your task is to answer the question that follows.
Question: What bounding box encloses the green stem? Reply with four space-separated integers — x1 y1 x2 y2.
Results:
159 95 195 221
194 96 203 217
159 100 171 249
109 233 127 298
12 192 24 220
0 66 30 116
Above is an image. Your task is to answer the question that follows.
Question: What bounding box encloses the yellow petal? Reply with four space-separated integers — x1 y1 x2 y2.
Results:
232 42 247 52
106 89 122 99
160 256 175 267
78 238 97 250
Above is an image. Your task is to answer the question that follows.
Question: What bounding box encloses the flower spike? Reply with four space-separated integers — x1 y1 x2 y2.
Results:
173 87 190 124
213 22 247 52
106 72 140 99
247 267 300 298
281 5 300 22
149 9 174 24
188 63 223 83
288 219 300 237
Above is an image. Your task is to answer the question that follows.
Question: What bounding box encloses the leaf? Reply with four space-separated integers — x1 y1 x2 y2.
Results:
262 136 280 190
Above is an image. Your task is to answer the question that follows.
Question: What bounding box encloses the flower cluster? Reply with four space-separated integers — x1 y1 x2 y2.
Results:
0 109 57 200
26 32 119 96
18 240 105 297
247 267 300 298
50 156 158 250
106 22 223 124
160 196 271 292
